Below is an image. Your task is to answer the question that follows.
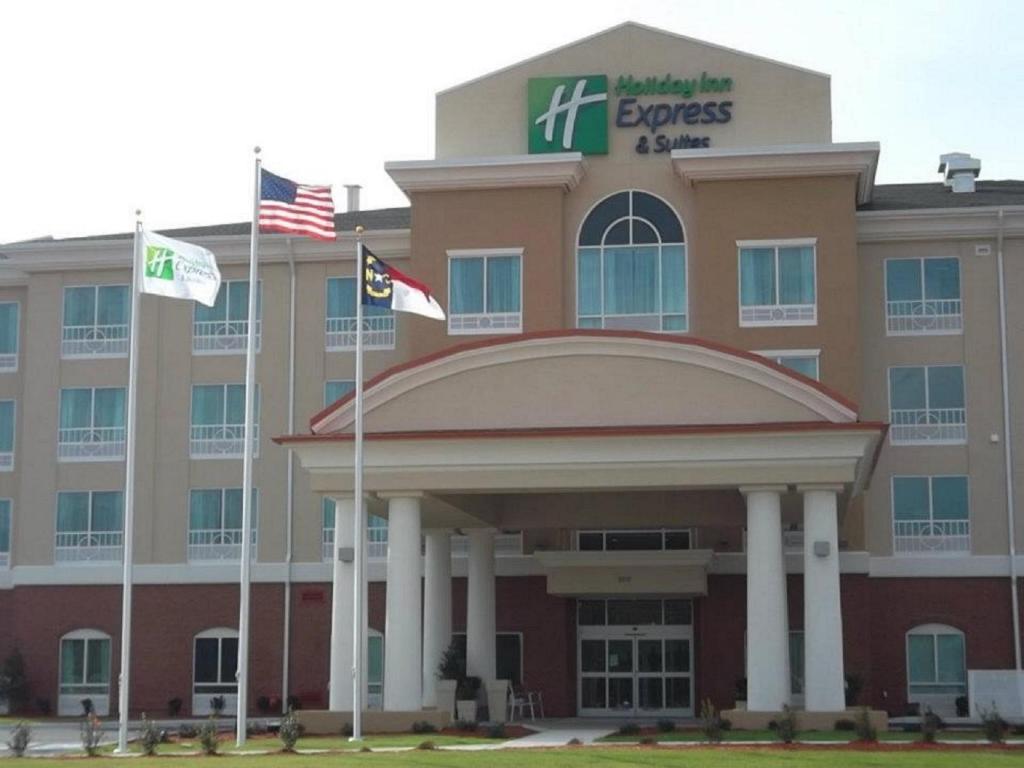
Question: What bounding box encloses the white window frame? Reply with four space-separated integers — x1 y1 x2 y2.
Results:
192 279 263 355
884 256 963 336
0 499 11 569
0 399 15 471
754 349 821 381
447 248 524 335
61 284 130 358
325 276 395 351
57 387 126 462
58 628 112 716
888 365 967 445
189 383 260 459
737 238 818 327
187 488 259 562
906 623 966 702
0 300 20 372
192 628 239 716
54 490 123 564
891 475 970 555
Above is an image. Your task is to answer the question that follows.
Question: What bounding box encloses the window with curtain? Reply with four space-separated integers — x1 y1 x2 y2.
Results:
907 625 966 695
324 380 355 406
188 489 258 561
448 250 523 334
888 365 966 444
60 632 111 694
0 302 19 370
738 242 816 326
0 499 10 564
892 476 970 553
0 400 14 468
55 491 123 562
885 257 962 334
325 276 394 350
189 384 259 458
577 190 687 332
61 285 129 357
58 388 126 460
193 280 262 353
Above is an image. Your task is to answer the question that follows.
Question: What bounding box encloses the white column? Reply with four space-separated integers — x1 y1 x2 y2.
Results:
742 486 790 711
422 530 452 708
801 485 846 711
383 495 423 711
466 529 496 681
328 497 355 711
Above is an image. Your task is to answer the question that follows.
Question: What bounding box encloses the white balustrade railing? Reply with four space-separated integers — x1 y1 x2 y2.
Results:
192 320 261 354
368 526 388 559
887 299 962 335
55 531 122 563
188 528 258 561
322 528 334 562
58 427 125 461
741 303 816 326
0 352 17 371
0 451 12 471
61 324 129 357
890 408 967 444
451 532 523 557
448 312 522 334
894 519 970 554
0 551 8 568
189 424 259 458
325 316 395 350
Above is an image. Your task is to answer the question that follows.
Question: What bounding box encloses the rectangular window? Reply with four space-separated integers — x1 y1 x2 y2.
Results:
62 285 129 357
0 401 14 470
889 365 966 444
577 245 687 332
193 635 239 696
738 240 816 326
325 277 394 350
576 529 694 551
448 249 523 334
756 350 820 381
58 388 125 461
193 280 262 354
55 490 123 563
60 636 111 694
188 488 258 561
324 380 355 406
190 384 259 458
0 302 19 371
892 476 970 554
0 499 10 568
908 631 966 695
886 257 961 335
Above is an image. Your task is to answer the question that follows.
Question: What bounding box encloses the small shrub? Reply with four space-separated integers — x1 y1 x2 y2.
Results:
920 707 943 744
656 719 675 733
0 650 30 714
341 721 353 737
198 717 219 755
980 705 1008 743
617 722 641 736
437 641 465 682
699 698 724 743
775 705 798 744
167 697 183 717
639 736 657 745
566 737 582 746
279 710 303 752
411 720 437 734
34 698 51 716
286 695 302 712
6 721 31 757
854 706 877 743
80 698 94 716
140 714 162 756
955 695 969 717
487 723 506 739
209 695 226 715
417 740 436 750
453 719 476 732
720 719 732 732
834 718 856 731
178 723 198 739
80 714 103 756
359 746 372 753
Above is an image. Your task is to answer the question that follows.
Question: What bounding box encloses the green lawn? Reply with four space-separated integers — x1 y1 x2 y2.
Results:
17 747 1024 767
600 729 999 743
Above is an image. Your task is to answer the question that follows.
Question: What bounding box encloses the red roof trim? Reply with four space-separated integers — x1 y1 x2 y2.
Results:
277 420 887 446
309 330 860 433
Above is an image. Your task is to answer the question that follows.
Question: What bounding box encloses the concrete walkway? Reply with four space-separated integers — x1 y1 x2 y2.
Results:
499 718 617 747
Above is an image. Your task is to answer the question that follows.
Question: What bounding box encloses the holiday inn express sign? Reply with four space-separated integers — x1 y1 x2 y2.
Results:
528 73 734 156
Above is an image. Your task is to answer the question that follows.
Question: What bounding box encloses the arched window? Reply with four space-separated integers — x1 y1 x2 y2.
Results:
193 627 239 716
58 629 111 716
907 624 966 707
577 190 687 332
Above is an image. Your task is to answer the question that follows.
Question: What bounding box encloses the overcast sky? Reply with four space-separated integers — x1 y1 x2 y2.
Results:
2 0 1021 243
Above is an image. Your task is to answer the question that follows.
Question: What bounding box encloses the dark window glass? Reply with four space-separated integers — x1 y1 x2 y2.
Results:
609 677 633 709
581 677 606 708
579 193 629 246
631 219 659 244
666 676 691 708
608 599 662 625
194 638 219 683
496 634 521 687
664 600 693 625
219 638 238 684
581 640 605 673
637 640 662 672
605 531 662 550
633 191 684 243
578 600 606 625
665 639 690 672
604 220 631 245
665 530 692 550
578 532 604 551
639 677 663 709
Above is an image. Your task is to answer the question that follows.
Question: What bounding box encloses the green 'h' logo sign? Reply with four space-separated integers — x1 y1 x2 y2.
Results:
145 245 175 281
528 75 608 155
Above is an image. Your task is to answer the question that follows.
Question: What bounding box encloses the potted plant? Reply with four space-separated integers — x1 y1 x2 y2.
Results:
456 676 481 723
436 642 463 718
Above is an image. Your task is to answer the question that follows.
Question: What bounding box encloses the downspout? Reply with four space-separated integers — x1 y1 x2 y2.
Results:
995 208 1021 671
282 238 297 707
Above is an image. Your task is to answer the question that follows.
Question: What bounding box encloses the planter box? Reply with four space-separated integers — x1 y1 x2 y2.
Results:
436 680 457 718
456 700 477 722
485 679 509 723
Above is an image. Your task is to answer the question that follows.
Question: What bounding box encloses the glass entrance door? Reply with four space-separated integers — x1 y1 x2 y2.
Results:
578 598 694 716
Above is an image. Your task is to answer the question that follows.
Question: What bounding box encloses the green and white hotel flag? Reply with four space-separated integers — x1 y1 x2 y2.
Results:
140 231 221 307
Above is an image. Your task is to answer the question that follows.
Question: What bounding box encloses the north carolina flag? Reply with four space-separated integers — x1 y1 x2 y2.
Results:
362 247 445 320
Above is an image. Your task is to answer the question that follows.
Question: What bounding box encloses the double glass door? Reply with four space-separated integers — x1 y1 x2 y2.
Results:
578 598 693 716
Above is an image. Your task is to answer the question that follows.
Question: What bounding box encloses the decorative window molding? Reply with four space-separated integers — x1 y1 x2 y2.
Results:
61 285 129 358
738 239 817 327
325 276 395 350
888 365 966 445
55 491 123 564
58 388 125 462
58 629 112 716
188 488 259 562
885 257 962 336
447 248 523 335
891 475 970 555
189 384 260 459
193 280 262 354
906 624 966 698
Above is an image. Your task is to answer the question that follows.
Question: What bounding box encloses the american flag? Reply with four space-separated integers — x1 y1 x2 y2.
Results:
258 169 336 241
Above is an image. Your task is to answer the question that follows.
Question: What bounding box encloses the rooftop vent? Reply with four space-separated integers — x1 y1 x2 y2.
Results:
344 184 362 212
938 153 981 193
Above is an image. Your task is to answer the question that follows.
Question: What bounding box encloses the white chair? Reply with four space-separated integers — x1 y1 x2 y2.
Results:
507 683 535 721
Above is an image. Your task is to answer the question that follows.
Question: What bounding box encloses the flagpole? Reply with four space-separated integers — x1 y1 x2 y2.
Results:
236 147 261 746
351 228 366 741
115 211 144 753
